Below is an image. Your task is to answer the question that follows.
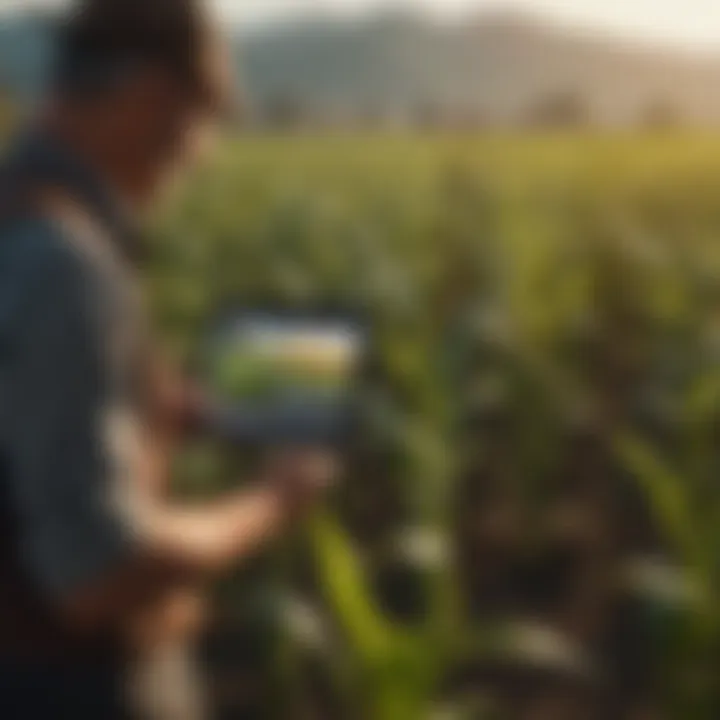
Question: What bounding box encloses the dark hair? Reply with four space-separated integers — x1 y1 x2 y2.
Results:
54 0 233 112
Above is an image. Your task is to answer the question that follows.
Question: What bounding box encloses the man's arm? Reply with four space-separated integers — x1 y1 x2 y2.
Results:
62 453 334 634
6 229 333 638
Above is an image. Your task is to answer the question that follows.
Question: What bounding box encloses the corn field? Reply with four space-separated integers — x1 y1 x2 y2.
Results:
149 133 720 720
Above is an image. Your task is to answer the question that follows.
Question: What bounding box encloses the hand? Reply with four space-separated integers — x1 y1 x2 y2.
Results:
149 355 208 440
125 588 208 651
263 448 340 518
142 355 208 497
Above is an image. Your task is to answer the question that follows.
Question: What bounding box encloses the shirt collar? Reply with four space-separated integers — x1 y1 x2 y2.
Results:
1 130 144 263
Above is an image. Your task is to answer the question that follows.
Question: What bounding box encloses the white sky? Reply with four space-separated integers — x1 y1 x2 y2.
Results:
222 0 720 49
6 0 720 50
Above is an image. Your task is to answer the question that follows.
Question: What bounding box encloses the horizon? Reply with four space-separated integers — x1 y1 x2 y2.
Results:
231 0 720 51
2 0 720 53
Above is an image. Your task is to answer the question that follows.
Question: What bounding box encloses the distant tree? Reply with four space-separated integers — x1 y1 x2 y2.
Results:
356 102 386 130
261 96 308 131
640 99 682 130
413 100 445 131
449 106 488 132
525 90 591 129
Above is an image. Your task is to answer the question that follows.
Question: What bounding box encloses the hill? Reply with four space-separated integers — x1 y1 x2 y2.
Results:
2 10 720 126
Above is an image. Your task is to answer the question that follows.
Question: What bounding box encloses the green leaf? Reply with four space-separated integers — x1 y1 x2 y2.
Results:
615 433 712 608
310 511 397 666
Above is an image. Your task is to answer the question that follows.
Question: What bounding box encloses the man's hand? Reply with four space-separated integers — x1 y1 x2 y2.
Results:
143 352 208 496
148 353 207 441
264 448 340 521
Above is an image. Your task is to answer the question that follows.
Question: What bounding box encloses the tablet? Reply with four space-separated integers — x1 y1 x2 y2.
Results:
201 309 367 446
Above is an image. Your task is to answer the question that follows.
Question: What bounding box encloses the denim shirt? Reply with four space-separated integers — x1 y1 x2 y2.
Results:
0 131 144 609
0 132 207 720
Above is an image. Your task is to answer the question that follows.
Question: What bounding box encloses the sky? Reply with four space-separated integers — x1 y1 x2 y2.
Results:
223 0 720 49
6 0 720 51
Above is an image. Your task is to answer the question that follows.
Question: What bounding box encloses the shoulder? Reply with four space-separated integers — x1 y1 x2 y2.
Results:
0 215 122 342
7 208 133 302
1 215 95 284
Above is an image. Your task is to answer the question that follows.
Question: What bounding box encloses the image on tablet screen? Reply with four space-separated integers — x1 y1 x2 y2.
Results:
208 313 363 411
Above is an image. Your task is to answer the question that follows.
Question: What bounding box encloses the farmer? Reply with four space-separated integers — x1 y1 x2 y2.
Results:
0 0 335 717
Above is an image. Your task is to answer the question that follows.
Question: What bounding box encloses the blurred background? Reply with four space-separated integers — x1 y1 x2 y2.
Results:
3 1 720 718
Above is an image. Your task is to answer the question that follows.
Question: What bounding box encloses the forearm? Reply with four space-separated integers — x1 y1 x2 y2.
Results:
141 483 294 576
61 483 293 633
59 450 334 634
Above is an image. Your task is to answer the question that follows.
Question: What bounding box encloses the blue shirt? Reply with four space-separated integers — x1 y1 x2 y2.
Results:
0 132 206 720
0 132 142 601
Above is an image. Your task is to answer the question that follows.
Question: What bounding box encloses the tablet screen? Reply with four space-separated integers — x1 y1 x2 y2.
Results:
203 311 366 444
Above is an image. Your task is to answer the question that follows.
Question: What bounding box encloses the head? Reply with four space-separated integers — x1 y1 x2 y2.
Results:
45 0 235 212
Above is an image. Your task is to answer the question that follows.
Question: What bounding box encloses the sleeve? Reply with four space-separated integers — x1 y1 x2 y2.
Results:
5 235 139 599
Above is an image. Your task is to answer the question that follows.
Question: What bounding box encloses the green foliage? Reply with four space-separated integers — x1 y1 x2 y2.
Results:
153 133 720 719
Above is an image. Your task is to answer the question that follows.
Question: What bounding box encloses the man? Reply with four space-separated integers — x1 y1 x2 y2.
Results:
0 0 335 718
